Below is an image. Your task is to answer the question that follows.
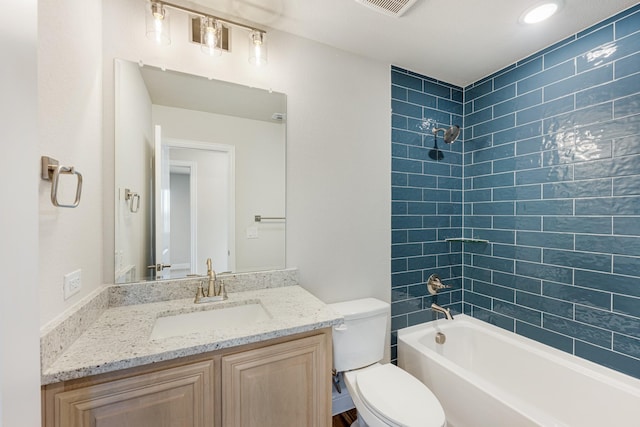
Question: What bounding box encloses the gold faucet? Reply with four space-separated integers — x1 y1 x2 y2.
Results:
431 303 454 320
206 258 217 297
194 258 227 303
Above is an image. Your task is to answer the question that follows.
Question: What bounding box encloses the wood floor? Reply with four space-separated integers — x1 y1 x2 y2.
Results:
332 408 358 427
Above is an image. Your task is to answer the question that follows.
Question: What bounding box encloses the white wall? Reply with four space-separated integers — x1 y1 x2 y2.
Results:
0 0 41 424
114 59 153 282
103 0 391 304
38 0 104 326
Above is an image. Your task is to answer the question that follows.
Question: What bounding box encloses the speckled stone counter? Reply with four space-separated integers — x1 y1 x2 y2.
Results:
41 276 342 385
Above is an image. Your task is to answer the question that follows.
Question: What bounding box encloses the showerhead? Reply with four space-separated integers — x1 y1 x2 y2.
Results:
433 125 460 144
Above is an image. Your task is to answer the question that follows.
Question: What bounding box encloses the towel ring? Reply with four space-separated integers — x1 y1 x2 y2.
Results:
41 156 83 208
124 188 141 213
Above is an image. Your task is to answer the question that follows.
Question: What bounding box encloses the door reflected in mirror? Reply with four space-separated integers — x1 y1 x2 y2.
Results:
114 59 286 283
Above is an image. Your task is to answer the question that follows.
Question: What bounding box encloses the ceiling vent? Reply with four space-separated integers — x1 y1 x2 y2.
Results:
354 0 419 17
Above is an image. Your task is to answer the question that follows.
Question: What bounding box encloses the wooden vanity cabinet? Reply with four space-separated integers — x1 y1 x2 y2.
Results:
42 329 332 427
221 333 328 427
43 360 215 427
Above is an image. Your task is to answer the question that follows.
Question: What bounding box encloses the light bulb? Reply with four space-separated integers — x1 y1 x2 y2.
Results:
146 2 171 45
201 17 222 57
249 30 267 66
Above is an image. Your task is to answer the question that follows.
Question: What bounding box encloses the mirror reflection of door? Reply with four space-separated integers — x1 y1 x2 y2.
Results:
168 161 196 278
155 133 235 278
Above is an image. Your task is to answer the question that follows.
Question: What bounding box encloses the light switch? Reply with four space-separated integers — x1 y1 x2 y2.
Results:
247 226 259 239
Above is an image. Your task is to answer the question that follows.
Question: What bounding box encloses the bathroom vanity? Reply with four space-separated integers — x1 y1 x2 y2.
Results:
40 272 342 427
43 329 331 427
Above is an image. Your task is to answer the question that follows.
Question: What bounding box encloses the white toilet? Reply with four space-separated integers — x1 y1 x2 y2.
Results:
329 298 446 427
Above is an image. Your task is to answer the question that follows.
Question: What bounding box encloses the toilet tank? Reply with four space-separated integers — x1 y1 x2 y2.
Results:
329 298 389 372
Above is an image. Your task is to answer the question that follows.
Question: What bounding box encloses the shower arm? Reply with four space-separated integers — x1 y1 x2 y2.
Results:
432 125 460 144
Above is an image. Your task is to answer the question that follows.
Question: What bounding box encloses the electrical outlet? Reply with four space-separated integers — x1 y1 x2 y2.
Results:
63 269 82 300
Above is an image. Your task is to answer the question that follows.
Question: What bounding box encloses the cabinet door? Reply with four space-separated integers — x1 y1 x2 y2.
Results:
221 334 330 427
51 360 214 427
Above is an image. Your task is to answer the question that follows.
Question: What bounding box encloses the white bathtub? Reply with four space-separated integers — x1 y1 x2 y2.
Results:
398 314 640 427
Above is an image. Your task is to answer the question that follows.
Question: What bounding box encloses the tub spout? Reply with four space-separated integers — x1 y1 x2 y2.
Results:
431 303 454 320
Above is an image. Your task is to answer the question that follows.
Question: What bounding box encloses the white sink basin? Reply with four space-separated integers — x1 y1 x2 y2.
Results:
150 303 270 340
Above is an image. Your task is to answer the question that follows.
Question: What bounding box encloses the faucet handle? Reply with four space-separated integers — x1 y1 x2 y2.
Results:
219 280 227 299
195 282 206 303
427 274 452 295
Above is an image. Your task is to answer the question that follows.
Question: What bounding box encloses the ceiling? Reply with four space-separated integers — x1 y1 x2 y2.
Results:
189 0 638 87
139 63 286 122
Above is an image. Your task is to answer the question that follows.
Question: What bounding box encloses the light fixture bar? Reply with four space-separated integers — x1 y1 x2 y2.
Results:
191 17 230 52
157 1 266 36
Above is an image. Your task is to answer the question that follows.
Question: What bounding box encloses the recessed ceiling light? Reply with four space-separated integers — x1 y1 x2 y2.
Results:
520 1 561 24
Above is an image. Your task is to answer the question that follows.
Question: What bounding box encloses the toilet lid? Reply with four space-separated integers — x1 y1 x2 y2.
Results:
356 364 445 427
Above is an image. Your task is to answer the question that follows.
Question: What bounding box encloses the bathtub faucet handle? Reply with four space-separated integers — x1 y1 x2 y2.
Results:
427 274 452 295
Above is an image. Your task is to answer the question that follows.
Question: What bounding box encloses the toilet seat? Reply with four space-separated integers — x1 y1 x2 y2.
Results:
355 364 445 427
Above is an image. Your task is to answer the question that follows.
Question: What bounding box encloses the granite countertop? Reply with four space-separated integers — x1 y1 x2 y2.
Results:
41 285 342 385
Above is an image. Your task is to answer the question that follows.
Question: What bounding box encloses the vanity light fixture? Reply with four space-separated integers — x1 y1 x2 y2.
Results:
145 1 268 65
520 1 562 24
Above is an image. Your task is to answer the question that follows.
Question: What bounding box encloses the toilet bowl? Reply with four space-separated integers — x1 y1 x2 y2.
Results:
344 363 445 427
329 298 446 427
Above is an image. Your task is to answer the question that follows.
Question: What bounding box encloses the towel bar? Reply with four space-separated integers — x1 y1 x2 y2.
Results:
254 215 286 222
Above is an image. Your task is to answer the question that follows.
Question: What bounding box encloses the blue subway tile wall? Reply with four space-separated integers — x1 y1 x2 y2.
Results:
391 5 640 377
391 66 464 361
462 4 640 379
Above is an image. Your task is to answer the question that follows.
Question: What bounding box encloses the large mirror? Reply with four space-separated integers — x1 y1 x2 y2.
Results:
114 59 286 283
